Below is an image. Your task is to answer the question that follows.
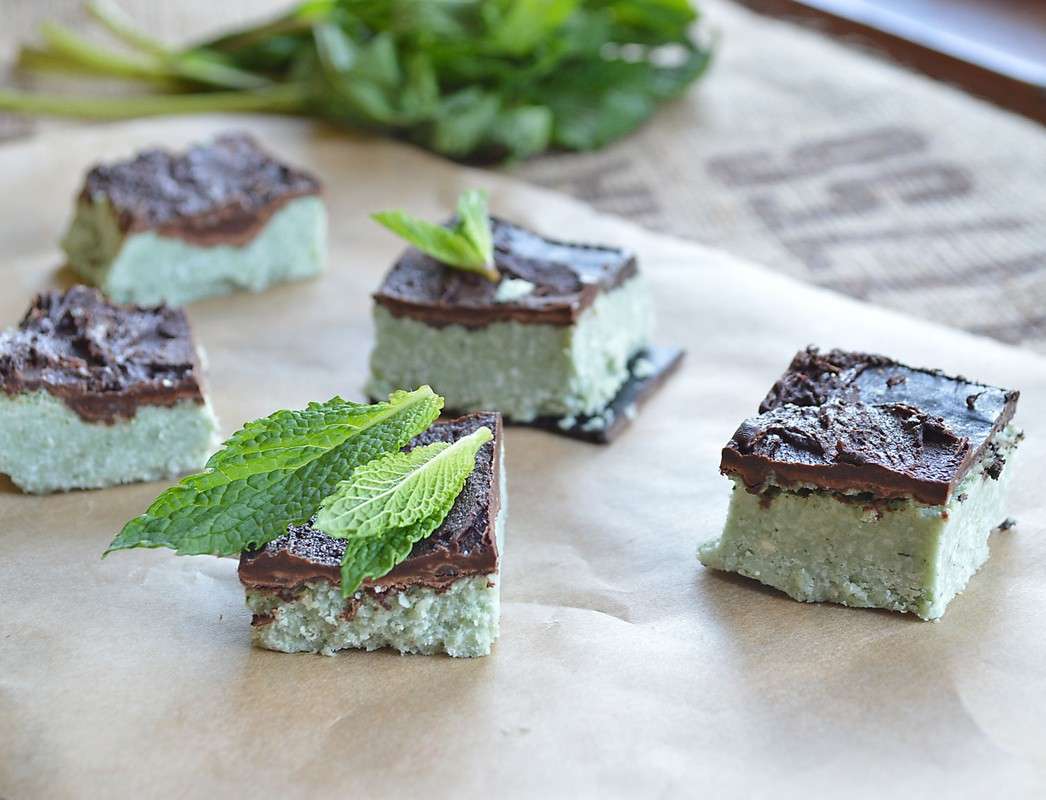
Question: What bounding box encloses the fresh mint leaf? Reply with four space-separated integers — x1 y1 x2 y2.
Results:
488 0 580 56
488 105 553 161
312 22 356 75
371 211 486 269
455 189 494 269
431 88 502 158
315 425 493 595
542 44 711 150
105 387 443 557
372 189 499 281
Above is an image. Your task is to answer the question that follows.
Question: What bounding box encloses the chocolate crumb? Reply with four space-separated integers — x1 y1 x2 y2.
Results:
998 517 1017 531
985 457 1005 480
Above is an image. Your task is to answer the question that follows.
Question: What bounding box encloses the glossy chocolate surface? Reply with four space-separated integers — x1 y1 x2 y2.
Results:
79 133 320 246
0 286 205 423
721 347 1019 504
374 218 637 327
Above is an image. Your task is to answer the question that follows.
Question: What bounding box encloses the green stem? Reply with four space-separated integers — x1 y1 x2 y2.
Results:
86 0 273 89
0 83 308 119
16 45 177 86
40 22 171 80
30 22 273 90
86 0 171 56
173 53 274 90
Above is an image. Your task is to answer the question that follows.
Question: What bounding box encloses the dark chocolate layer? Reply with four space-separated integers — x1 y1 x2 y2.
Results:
238 412 503 596
374 218 638 327
721 347 1019 505
0 286 206 424
79 133 320 247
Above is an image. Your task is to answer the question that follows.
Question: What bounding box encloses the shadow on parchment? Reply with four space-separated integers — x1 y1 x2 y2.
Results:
696 564 923 641
0 474 22 495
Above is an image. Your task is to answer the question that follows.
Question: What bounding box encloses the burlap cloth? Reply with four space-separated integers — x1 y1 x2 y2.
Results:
2 0 1045 352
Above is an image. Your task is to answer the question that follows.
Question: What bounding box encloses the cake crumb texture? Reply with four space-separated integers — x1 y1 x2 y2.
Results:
0 391 219 494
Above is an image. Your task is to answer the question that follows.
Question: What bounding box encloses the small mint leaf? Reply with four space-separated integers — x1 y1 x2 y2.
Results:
372 189 499 281
455 188 494 268
105 387 444 557
315 425 493 595
337 511 445 598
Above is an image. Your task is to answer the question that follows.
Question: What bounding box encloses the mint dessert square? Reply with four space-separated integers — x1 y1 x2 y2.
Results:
239 413 505 657
61 133 326 306
0 286 220 493
106 388 503 658
366 207 682 443
699 347 1022 620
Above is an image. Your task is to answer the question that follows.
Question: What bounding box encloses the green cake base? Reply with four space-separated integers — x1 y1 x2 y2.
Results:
699 425 1022 620
0 391 220 494
366 276 653 422
247 573 501 658
62 195 326 307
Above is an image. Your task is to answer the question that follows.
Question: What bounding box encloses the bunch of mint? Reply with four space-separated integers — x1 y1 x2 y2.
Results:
1 0 711 162
106 387 493 596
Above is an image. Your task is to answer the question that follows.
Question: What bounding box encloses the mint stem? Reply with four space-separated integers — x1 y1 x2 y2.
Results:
16 46 177 86
33 19 270 91
173 54 273 90
39 22 171 80
86 0 172 56
0 84 307 118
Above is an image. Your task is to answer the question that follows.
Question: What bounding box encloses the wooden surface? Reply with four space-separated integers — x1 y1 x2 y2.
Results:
738 0 1046 123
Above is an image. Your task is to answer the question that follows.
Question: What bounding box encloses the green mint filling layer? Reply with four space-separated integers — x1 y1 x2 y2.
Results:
248 572 500 658
699 424 1023 620
367 275 653 421
106 387 443 557
0 391 219 494
62 195 326 306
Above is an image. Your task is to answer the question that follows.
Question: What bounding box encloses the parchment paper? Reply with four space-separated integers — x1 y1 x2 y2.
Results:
1 116 1043 798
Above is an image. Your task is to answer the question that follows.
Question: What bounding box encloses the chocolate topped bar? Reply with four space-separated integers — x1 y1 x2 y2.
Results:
0 286 205 424
374 218 637 327
80 133 321 246
721 347 1019 505
239 412 502 593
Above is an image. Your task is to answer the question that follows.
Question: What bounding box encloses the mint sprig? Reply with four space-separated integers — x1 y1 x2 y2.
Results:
316 426 493 596
1 2 710 163
372 189 499 282
105 387 443 557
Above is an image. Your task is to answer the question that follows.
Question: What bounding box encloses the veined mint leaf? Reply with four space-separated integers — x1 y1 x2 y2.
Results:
105 387 443 557
372 189 499 281
455 189 494 270
316 425 492 538
371 211 485 269
315 425 493 595
336 511 446 598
